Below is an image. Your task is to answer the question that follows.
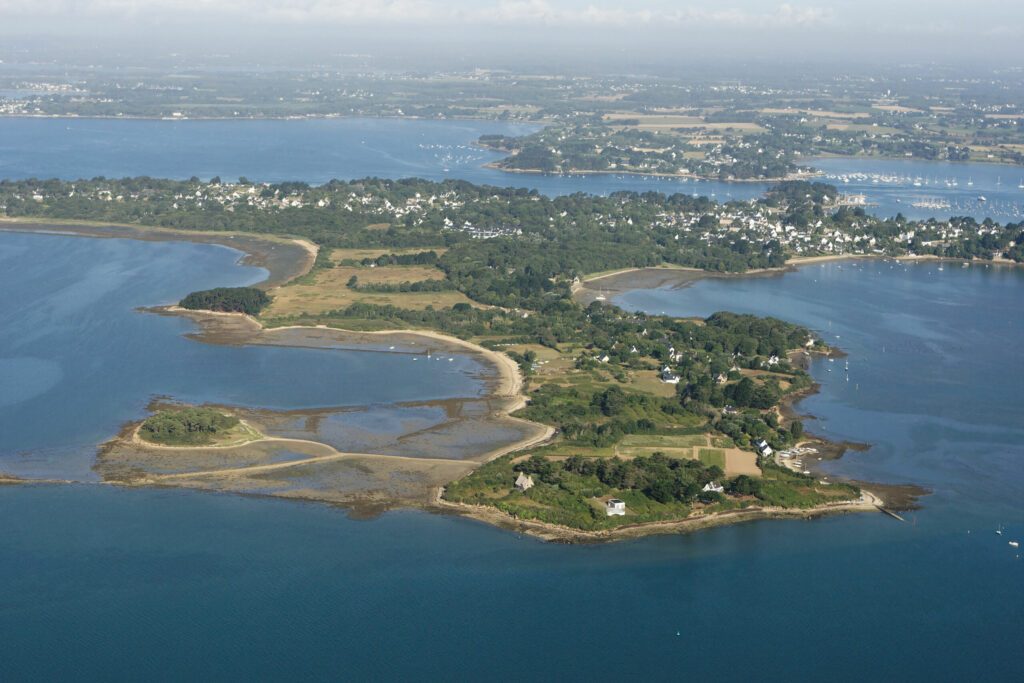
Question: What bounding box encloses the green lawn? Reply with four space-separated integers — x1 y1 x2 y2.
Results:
697 448 726 469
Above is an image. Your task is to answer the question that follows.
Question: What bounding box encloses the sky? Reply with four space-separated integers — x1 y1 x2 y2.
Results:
1 1 1022 67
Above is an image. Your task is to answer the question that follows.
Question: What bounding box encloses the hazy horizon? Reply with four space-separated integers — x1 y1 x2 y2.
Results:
1 1 1023 69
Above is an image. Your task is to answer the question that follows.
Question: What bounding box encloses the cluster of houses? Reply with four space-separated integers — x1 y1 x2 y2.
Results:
5 176 1010 259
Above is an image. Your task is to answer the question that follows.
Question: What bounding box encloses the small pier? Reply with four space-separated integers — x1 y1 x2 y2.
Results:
876 506 906 522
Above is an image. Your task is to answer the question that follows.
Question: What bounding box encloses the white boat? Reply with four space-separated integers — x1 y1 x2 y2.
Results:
996 525 1003 535
1010 541 1020 548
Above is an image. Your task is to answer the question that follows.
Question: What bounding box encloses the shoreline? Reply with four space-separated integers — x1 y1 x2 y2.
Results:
481 159 819 184
1 220 892 541
572 252 1022 305
0 218 318 288
2 219 555 507
149 306 556 461
433 489 884 544
574 254 939 519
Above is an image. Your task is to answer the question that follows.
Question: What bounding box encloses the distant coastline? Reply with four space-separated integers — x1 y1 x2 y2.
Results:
481 159 820 184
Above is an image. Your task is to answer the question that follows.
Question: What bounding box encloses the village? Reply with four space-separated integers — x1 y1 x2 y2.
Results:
4 176 1014 262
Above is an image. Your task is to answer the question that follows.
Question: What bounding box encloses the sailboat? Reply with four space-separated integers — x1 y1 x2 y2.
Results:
996 525 1003 535
967 177 974 187
595 289 607 302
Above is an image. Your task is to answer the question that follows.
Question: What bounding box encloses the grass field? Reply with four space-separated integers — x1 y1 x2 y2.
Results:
610 433 757 476
264 260 480 317
329 247 448 261
604 113 765 134
698 448 726 469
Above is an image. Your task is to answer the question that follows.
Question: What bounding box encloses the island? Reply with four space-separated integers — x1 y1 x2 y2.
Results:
137 407 258 447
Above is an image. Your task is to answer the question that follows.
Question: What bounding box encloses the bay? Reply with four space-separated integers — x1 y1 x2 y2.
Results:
0 232 487 480
5 117 1022 221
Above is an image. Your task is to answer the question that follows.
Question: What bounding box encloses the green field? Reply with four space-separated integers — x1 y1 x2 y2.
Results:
698 448 726 469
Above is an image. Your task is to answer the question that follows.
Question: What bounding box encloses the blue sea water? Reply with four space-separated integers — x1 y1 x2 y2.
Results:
0 232 1021 682
617 261 1024 519
0 121 1022 680
3 117 1021 221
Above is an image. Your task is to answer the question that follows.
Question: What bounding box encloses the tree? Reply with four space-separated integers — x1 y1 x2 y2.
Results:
179 287 271 315
729 377 755 406
646 478 675 504
597 386 627 417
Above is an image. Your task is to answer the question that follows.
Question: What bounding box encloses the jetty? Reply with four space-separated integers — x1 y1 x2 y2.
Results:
877 506 906 522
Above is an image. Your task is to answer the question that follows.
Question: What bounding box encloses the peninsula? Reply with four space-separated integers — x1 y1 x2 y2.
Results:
0 173 970 540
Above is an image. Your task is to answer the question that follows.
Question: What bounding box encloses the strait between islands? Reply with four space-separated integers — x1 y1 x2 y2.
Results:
0 219 907 542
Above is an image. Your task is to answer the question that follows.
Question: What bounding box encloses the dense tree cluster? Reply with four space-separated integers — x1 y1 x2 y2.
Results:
139 408 239 446
515 452 726 505
179 287 270 315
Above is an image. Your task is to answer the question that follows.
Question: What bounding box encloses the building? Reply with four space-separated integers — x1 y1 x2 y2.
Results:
702 481 725 494
514 472 534 492
660 366 681 384
755 440 774 457
605 499 626 516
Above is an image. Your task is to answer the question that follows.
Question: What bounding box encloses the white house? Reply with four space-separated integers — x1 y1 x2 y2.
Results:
660 366 681 385
702 481 725 494
514 473 535 492
755 440 774 457
606 499 626 516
